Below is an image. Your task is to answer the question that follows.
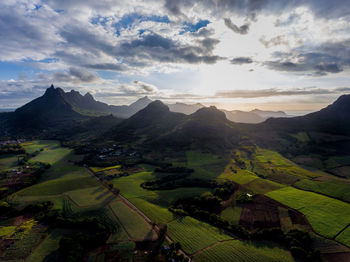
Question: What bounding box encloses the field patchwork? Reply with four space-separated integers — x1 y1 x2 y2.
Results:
266 187 350 240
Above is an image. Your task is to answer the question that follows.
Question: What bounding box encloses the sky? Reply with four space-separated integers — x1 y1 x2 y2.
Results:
1 0 350 113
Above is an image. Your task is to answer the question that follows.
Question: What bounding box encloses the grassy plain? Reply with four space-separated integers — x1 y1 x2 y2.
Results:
0 155 19 171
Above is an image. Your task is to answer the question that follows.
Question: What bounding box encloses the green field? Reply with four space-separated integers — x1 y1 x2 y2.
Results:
112 171 157 198
167 216 233 254
220 205 242 225
109 201 157 241
335 227 350 247
90 165 121 173
16 176 98 196
0 155 19 171
129 197 175 224
23 140 71 165
66 186 116 207
186 151 229 179
219 169 258 184
193 240 294 262
243 178 285 194
266 187 350 239
295 179 350 202
253 148 319 184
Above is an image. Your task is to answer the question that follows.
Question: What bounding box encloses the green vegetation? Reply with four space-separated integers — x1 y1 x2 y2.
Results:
109 201 157 241
186 151 228 179
129 197 175 224
266 187 350 239
90 165 121 173
65 186 116 207
335 227 350 247
112 171 157 198
0 155 19 171
219 169 258 184
253 148 319 184
26 229 73 262
291 132 310 142
167 216 232 254
220 205 242 225
295 179 350 202
16 176 98 196
23 140 71 164
244 178 285 194
193 240 295 262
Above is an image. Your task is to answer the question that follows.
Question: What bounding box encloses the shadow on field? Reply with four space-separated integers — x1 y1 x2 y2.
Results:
91 186 104 194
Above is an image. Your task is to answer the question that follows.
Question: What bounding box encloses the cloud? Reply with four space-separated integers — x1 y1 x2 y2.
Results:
230 57 253 65
53 67 100 83
259 35 289 48
118 80 159 96
116 33 223 65
224 18 250 35
215 87 350 98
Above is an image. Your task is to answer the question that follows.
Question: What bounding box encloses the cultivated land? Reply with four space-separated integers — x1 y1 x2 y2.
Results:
0 155 19 171
2 136 350 261
167 216 233 254
193 240 295 262
266 187 350 240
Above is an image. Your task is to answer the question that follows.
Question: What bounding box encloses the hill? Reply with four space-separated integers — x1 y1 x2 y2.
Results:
263 94 350 136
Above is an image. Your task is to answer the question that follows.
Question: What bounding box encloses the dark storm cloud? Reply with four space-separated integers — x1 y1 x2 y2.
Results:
230 57 253 64
215 87 350 98
224 18 250 35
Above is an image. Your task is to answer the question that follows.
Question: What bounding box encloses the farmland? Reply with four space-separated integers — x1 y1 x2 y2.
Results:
23 140 71 165
220 205 242 225
193 240 294 262
266 187 350 240
65 186 116 207
336 227 350 247
295 179 350 202
109 200 157 241
0 155 19 171
168 216 233 254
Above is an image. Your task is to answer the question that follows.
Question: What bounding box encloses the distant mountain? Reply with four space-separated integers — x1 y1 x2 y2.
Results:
109 102 239 150
110 96 152 118
223 110 265 124
109 100 186 140
251 109 288 119
167 102 204 115
263 94 350 136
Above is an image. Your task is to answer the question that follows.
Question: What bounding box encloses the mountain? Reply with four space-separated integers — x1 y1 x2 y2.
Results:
223 110 265 124
110 96 152 118
109 100 186 141
167 102 204 115
263 94 350 135
251 109 288 119
109 102 239 150
6 86 87 134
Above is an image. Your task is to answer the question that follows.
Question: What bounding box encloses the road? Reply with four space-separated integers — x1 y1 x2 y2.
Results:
84 165 191 260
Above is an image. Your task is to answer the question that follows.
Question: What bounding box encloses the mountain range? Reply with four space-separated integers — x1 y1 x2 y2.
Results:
1 85 349 153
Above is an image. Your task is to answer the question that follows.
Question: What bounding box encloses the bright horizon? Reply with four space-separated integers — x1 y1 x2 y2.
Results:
1 1 350 112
